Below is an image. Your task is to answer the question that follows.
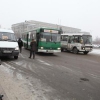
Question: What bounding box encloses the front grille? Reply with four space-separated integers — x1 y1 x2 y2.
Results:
0 48 15 51
45 47 57 50
85 46 93 48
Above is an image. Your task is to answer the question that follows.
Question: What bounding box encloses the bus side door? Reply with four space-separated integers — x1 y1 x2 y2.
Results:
67 36 74 50
61 35 68 49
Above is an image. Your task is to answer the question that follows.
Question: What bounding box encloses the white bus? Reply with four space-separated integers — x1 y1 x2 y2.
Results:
61 33 93 54
0 29 19 59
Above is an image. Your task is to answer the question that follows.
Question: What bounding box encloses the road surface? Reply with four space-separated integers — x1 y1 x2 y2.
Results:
0 48 100 100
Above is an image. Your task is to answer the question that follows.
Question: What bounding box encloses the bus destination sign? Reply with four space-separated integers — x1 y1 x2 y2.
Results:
44 29 58 33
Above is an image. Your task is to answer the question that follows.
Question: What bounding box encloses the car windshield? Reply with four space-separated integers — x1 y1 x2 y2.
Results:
40 32 60 42
0 32 16 41
82 35 92 44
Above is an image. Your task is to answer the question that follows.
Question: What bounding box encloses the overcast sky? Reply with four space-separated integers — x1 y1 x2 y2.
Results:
0 0 100 39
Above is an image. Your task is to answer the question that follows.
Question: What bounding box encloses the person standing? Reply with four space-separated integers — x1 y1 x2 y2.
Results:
18 38 23 53
29 39 37 59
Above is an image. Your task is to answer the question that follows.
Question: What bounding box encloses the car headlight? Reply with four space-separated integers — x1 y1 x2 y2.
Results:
15 46 19 50
57 48 61 50
41 47 44 49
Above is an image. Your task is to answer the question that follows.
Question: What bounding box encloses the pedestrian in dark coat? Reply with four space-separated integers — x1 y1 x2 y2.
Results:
29 39 37 59
18 38 23 53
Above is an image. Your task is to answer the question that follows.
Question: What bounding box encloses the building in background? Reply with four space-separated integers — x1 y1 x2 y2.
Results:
12 20 81 38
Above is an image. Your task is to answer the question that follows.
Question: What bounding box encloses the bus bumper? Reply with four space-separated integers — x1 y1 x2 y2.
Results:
38 49 61 53
78 48 93 52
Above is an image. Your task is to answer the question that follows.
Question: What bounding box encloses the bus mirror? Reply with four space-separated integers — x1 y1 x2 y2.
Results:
80 39 83 44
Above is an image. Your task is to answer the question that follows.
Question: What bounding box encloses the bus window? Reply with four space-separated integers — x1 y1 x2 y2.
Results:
61 35 68 41
73 36 81 43
82 35 92 44
73 36 78 43
68 36 74 43
40 32 51 42
52 33 60 42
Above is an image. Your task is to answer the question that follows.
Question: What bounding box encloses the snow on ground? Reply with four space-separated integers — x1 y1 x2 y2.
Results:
90 49 100 55
0 64 34 100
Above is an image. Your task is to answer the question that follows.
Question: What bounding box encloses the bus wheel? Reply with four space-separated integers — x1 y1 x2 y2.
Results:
14 56 18 59
61 48 64 52
73 48 78 54
84 51 89 55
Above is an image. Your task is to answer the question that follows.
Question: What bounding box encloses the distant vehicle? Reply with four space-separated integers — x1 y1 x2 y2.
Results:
22 27 61 54
0 29 19 59
61 33 93 54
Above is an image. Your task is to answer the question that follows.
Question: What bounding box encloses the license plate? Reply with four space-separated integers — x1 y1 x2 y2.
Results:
48 50 53 52
3 50 12 53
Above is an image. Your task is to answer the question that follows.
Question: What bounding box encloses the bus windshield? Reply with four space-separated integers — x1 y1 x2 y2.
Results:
0 32 16 41
40 32 60 42
61 35 68 41
82 35 92 44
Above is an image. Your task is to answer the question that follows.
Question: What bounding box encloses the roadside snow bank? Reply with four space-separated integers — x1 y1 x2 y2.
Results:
0 64 34 100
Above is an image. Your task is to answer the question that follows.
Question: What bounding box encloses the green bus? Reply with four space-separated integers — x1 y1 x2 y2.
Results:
22 27 61 53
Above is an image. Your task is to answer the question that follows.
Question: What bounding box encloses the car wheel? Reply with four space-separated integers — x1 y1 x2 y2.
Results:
14 56 18 59
61 48 64 52
73 48 78 54
84 51 89 55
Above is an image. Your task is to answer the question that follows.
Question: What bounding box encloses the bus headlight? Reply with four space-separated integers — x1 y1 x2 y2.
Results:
82 48 85 50
90 47 93 50
41 47 44 49
57 48 61 50
15 46 19 50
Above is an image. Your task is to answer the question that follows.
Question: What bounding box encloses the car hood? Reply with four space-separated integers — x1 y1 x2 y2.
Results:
0 41 18 48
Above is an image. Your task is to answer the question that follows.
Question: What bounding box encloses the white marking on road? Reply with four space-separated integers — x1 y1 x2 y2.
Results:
16 73 24 80
22 63 27 68
88 73 100 79
28 65 33 71
37 59 44 63
3 62 16 69
61 66 73 72
14 61 27 68
20 53 25 58
37 59 52 66
14 61 24 65
28 64 36 73
0 63 14 75
43 62 51 66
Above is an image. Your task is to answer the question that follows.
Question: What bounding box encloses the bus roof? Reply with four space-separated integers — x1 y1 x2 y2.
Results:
22 27 60 34
61 32 91 36
0 29 14 33
39 27 59 30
